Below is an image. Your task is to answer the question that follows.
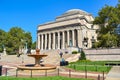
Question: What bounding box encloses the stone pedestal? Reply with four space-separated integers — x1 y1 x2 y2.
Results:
3 48 6 55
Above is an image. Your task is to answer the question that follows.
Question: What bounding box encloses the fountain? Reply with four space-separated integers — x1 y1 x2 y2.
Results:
17 49 56 70
27 49 47 67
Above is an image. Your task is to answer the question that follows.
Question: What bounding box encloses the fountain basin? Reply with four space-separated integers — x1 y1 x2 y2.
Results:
28 54 47 59
27 54 47 67
17 64 56 70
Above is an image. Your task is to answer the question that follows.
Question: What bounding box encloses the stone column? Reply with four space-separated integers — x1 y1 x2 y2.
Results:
37 34 40 49
49 33 51 50
58 32 60 49
45 34 47 50
53 33 55 49
67 30 70 47
72 30 75 46
77 29 83 48
62 31 65 49
41 34 43 50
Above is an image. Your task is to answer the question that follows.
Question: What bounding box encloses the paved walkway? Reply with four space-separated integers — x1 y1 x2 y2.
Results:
105 66 120 80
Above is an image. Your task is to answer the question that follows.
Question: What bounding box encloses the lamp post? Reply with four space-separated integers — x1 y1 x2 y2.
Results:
91 38 96 48
83 37 88 49
25 41 28 54
2 44 4 52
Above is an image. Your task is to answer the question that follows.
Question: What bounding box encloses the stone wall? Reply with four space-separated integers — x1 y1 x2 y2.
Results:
84 48 120 61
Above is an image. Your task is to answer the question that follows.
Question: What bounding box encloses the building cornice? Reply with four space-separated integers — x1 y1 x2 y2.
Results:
37 23 81 33
56 12 91 19
38 16 92 28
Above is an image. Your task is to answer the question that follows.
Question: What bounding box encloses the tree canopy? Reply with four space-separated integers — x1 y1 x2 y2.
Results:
93 0 120 48
0 27 33 54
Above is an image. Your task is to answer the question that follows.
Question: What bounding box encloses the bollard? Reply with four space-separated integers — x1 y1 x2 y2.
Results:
45 70 47 76
31 70 32 78
103 71 104 80
58 68 59 76
69 70 71 78
16 69 18 77
85 70 87 78
98 74 100 80
6 68 7 76
85 65 87 78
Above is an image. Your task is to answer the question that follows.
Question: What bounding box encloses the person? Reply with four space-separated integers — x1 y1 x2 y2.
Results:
39 58 43 63
59 51 63 58
27 48 31 54
17 53 20 57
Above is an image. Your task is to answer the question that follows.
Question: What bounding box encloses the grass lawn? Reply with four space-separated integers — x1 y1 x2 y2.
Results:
67 60 117 72
0 76 93 80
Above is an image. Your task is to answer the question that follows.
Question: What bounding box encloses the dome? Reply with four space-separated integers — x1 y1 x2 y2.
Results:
65 9 89 15
56 9 91 21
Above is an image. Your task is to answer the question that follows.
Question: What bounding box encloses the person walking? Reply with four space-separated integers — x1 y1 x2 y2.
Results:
59 51 63 58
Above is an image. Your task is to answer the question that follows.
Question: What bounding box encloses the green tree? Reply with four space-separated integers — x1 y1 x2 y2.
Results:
0 29 7 52
102 32 117 47
0 27 33 54
93 1 120 48
6 27 32 54
24 32 32 49
31 41 36 49
80 50 86 60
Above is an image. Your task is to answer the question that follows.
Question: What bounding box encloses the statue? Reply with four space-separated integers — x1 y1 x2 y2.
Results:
3 46 6 55
69 40 72 47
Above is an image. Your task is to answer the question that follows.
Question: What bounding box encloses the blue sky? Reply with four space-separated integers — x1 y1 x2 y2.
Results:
0 0 118 42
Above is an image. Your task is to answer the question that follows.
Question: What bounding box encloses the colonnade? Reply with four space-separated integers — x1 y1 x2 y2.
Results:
37 29 82 50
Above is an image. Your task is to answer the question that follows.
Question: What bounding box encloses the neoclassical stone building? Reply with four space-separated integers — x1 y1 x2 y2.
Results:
37 9 99 50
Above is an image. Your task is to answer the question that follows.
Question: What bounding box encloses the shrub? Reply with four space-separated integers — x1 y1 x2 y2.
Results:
72 51 78 54
0 48 3 52
80 50 86 60
6 48 17 55
65 50 68 54
9 51 16 55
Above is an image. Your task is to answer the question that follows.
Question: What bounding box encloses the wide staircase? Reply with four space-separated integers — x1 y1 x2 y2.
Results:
0 49 79 67
41 49 78 65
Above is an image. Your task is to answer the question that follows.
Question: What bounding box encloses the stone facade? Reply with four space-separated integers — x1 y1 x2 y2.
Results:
37 9 99 50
